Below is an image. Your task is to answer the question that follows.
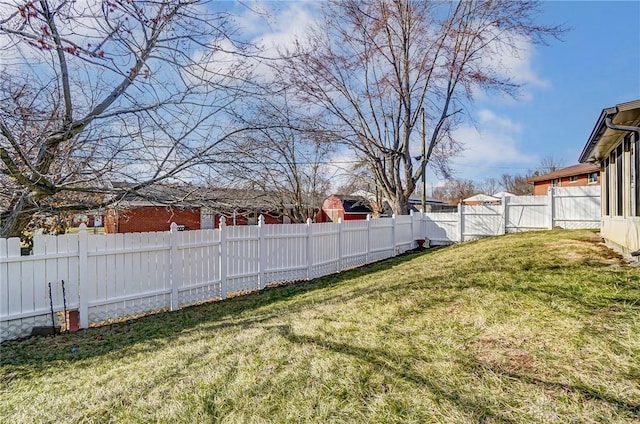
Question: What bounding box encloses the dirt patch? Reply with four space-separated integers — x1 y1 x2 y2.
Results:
543 238 625 266
470 336 539 374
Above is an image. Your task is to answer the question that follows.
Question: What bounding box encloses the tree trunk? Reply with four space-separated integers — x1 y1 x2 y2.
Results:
388 190 411 216
0 192 38 238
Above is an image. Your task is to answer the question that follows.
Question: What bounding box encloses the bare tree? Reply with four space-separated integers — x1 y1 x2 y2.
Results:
224 93 334 223
280 0 562 215
433 179 477 204
499 172 534 195
538 155 566 174
0 0 260 238
478 177 501 196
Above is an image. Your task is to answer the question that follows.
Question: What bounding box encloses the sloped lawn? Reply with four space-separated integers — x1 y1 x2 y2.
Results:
1 229 639 423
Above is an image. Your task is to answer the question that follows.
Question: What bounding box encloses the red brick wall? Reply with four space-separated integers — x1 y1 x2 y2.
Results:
533 173 598 196
105 206 201 233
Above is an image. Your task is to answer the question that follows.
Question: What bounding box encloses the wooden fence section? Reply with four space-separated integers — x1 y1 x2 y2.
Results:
0 186 600 342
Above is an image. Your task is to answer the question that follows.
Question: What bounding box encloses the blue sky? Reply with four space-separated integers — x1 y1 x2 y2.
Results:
454 0 640 183
224 0 640 190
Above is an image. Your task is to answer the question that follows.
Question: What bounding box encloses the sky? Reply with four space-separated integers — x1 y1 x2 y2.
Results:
225 1 640 191
450 0 640 184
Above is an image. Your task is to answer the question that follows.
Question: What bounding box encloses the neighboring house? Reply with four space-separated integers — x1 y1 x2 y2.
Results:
317 194 373 222
103 184 286 233
493 191 516 199
463 193 500 205
527 163 600 195
579 99 640 256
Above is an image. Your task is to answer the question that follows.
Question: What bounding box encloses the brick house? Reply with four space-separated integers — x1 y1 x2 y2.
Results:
527 163 600 196
103 184 286 233
104 205 202 233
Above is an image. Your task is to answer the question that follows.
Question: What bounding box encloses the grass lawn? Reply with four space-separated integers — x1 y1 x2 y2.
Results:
1 229 639 423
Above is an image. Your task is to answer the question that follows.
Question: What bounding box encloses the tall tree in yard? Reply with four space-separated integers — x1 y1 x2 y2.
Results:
282 0 562 215
0 0 257 238
225 92 334 223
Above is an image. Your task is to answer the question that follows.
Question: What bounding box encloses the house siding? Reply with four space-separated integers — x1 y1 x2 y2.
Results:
533 173 597 195
601 216 640 254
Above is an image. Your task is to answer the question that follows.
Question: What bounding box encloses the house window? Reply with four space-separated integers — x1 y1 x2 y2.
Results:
588 172 598 184
603 157 610 216
632 133 640 217
616 144 624 216
568 175 578 183
248 211 258 225
551 178 560 187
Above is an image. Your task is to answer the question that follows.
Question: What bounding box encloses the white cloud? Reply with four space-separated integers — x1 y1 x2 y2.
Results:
447 109 537 182
475 31 549 103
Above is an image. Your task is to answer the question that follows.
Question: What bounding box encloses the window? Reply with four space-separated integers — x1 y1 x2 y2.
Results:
603 157 610 215
569 175 578 182
629 133 640 216
248 211 258 225
551 178 560 187
588 172 598 184
616 144 623 216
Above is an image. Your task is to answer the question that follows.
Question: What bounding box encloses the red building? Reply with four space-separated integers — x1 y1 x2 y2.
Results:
102 184 287 234
316 194 373 222
104 206 201 233
527 163 600 196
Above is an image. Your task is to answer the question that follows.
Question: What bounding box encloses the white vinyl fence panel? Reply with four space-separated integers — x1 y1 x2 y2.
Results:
1 187 601 342
340 220 369 269
506 195 549 232
552 186 601 229
423 211 459 245
394 215 415 254
462 203 505 241
310 222 340 279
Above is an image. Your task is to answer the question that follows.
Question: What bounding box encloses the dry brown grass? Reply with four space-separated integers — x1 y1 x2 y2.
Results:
1 229 639 423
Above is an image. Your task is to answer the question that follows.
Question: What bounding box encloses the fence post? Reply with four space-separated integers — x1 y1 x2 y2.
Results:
366 214 371 263
410 210 415 248
258 215 265 290
458 203 464 242
169 222 181 310
306 218 313 280
501 196 508 235
337 218 342 273
219 216 227 300
391 214 397 255
78 223 89 329
548 187 555 229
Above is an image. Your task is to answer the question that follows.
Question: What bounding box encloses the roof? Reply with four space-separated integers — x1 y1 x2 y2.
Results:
332 195 373 214
579 99 640 163
492 191 516 197
463 193 499 202
107 183 290 210
407 195 446 205
527 163 600 183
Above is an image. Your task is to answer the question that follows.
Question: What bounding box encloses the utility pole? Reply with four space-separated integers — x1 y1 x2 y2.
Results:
421 108 426 213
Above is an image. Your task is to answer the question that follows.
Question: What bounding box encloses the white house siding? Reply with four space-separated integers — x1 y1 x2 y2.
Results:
601 216 640 254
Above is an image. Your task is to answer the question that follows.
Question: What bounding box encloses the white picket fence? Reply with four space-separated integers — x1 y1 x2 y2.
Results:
0 186 599 342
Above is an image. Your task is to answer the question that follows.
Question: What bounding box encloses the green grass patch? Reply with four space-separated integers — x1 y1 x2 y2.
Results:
1 229 639 423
